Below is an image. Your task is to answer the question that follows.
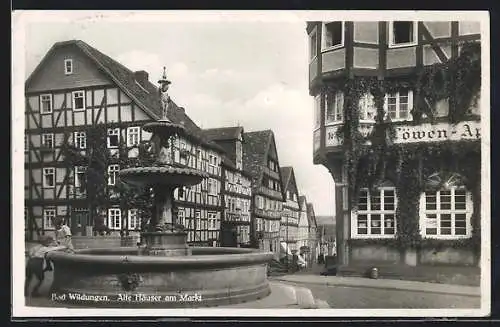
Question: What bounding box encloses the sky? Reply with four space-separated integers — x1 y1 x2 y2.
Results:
18 11 336 216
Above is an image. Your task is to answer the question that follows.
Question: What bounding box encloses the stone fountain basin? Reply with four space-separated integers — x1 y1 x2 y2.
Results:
119 166 208 187
48 247 274 308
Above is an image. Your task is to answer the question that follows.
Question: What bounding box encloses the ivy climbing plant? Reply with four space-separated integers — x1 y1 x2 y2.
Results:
330 40 482 253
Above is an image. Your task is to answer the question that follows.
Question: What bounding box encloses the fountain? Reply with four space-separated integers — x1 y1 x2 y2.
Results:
47 68 274 308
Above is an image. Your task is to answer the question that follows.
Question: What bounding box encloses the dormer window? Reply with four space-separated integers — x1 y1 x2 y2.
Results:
389 21 418 48
322 22 344 51
64 59 73 75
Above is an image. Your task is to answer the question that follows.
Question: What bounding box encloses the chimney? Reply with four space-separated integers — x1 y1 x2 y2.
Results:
134 70 149 86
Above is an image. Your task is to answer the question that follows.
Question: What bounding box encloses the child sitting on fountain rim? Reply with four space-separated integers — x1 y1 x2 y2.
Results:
25 235 73 297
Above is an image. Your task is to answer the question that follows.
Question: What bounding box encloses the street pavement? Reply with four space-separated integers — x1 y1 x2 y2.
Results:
271 274 481 309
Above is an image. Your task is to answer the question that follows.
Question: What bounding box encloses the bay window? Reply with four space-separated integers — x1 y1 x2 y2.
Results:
314 94 321 129
352 184 397 238
325 91 344 124
322 21 344 51
309 27 318 60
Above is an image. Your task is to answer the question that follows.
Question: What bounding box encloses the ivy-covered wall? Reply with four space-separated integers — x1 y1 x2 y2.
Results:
324 41 482 259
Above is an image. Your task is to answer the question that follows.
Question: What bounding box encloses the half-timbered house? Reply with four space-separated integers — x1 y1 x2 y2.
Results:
279 166 300 253
242 130 286 259
24 40 226 246
203 127 253 247
307 20 482 271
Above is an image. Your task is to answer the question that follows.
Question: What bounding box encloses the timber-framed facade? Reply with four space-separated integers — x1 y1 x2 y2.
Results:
307 21 482 269
24 40 226 246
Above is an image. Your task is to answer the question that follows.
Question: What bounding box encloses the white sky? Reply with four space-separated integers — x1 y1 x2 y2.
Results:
19 11 336 216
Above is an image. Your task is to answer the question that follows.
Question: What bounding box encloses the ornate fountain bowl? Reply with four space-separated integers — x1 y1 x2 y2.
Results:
119 166 208 188
142 120 187 137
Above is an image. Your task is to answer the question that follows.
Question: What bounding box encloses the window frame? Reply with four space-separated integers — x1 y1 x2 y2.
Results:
72 90 86 111
43 167 55 188
384 89 413 121
64 59 73 75
74 131 87 149
40 94 53 114
41 133 55 149
309 26 318 61
107 164 120 186
108 208 122 230
126 126 141 147
419 187 473 239
177 209 185 227
325 91 344 125
128 209 140 230
107 128 120 148
388 21 418 48
74 165 87 188
321 21 345 52
351 186 398 239
313 94 322 130
43 208 56 230
358 92 377 123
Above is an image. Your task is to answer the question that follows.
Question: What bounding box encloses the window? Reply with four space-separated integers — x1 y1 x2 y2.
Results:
177 210 185 227
41 133 54 148
74 166 86 188
74 131 86 149
359 93 377 121
322 21 344 51
128 209 140 230
108 164 120 186
127 127 140 147
420 187 472 239
64 59 73 75
40 94 53 114
178 187 185 200
43 209 56 230
107 128 120 148
25 134 29 152
325 91 344 123
208 212 217 230
108 208 121 230
43 167 55 188
309 28 318 60
314 94 321 129
72 91 86 111
389 21 417 47
385 90 412 121
208 178 217 196
353 186 397 238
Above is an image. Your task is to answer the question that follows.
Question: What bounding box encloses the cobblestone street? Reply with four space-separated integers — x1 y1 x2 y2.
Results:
280 281 480 309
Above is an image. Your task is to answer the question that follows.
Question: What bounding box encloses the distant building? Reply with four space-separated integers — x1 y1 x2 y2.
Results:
316 216 336 256
203 127 253 247
279 166 300 252
242 130 286 259
306 203 319 262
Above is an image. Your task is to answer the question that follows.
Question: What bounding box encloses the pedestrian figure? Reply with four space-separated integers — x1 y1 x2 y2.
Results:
25 235 70 297
54 218 74 251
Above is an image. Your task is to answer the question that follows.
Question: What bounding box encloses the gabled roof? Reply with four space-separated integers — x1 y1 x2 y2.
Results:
306 203 317 228
279 166 293 191
242 130 285 199
26 39 225 153
203 126 244 142
298 195 307 211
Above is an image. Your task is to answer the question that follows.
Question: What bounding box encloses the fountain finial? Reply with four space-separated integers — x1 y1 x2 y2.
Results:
158 67 172 121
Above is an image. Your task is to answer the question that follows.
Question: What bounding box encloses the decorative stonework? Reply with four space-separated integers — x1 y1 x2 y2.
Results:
117 273 143 292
